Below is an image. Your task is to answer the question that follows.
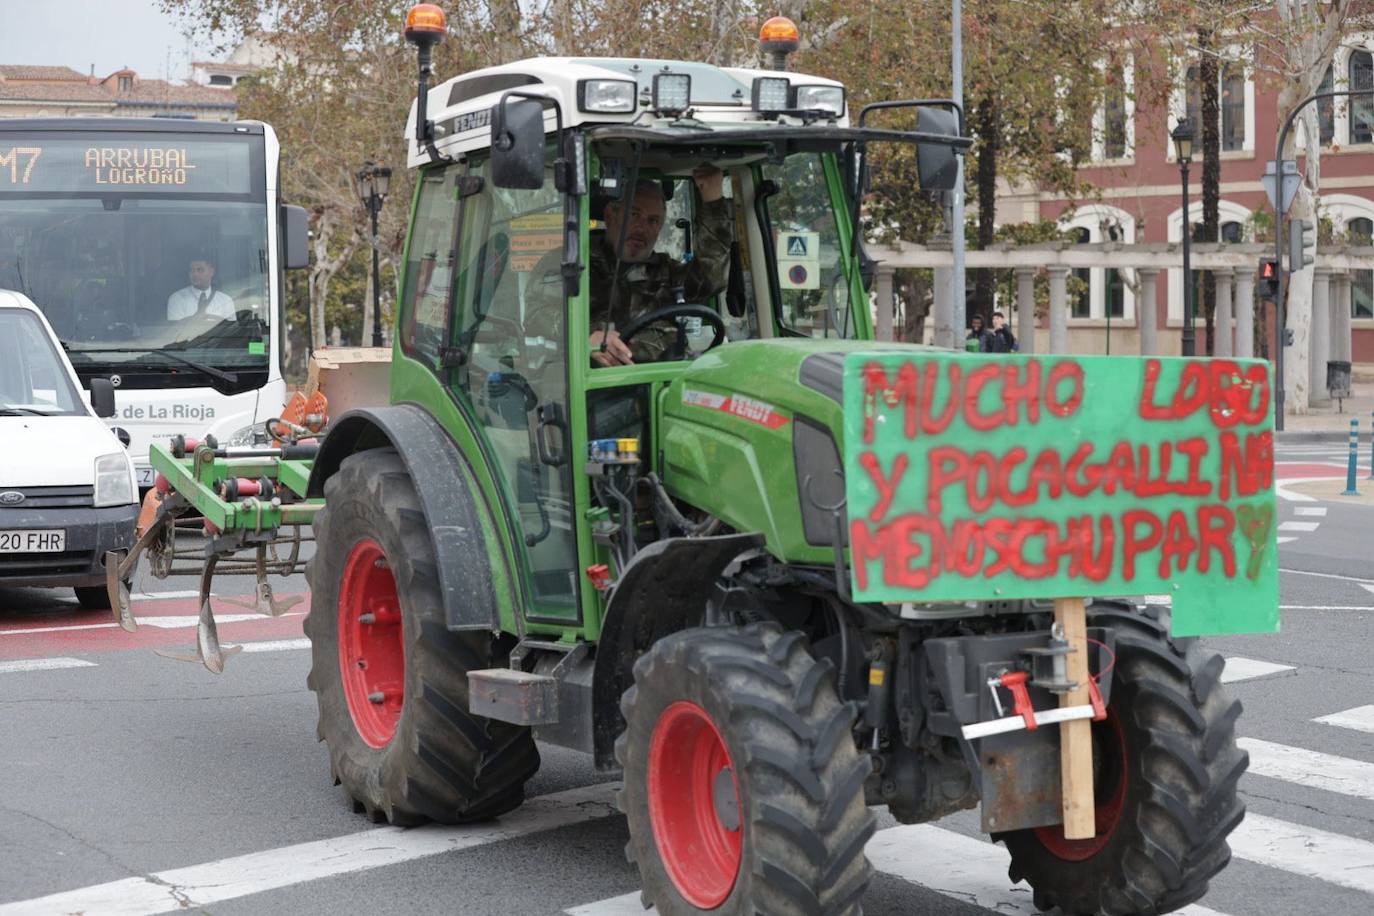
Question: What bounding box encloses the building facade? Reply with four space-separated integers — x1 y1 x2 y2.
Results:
1002 36 1374 363
0 65 235 121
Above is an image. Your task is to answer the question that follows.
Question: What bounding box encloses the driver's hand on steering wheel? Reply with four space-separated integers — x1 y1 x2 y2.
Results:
590 329 634 367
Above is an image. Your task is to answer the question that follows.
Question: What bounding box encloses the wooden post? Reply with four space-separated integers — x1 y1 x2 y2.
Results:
1055 597 1096 839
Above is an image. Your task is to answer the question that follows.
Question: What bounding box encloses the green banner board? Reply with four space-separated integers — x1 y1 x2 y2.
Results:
842 352 1279 637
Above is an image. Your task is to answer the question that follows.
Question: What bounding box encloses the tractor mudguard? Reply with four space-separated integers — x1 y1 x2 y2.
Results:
590 532 763 770
308 405 506 632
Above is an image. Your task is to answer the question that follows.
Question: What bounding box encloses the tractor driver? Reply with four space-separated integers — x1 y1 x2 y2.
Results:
529 166 733 367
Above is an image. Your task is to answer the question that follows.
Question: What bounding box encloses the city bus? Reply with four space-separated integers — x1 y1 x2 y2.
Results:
0 118 307 486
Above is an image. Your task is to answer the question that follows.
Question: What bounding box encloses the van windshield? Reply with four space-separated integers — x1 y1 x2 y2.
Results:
0 308 83 415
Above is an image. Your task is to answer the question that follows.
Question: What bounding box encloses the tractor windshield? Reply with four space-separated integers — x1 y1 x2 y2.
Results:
758 152 857 339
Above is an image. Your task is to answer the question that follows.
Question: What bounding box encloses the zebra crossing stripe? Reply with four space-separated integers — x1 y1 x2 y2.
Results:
564 826 1234 915
1293 507 1328 517
1220 658 1296 683
1231 813 1374 895
0 657 96 674
1239 738 1374 802
1278 521 1320 532
1316 705 1374 735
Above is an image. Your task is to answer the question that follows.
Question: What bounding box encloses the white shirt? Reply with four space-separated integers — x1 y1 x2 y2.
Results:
167 285 236 321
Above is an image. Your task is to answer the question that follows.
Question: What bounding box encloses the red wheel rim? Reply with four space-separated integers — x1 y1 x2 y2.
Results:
1034 709 1129 861
647 701 743 908
338 539 405 748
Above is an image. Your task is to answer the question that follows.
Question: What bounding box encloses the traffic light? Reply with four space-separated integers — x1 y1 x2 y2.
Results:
1288 218 1316 273
1258 256 1279 300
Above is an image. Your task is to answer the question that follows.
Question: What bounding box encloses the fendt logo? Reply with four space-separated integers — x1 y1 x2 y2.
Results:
0 491 25 506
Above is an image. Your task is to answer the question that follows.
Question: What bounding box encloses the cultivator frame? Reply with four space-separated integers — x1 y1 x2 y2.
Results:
105 436 322 672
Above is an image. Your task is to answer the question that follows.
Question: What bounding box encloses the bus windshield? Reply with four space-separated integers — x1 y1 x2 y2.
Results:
0 132 270 389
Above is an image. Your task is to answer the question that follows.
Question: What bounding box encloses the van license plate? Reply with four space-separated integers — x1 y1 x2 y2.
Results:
0 530 66 553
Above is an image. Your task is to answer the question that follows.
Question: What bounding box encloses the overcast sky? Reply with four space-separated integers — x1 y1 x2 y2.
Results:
0 1 221 83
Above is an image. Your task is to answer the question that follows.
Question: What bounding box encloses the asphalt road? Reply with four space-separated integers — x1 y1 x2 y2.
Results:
1 444 1372 916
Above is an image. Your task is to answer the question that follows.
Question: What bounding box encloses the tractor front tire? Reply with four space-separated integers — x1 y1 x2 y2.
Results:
998 601 1248 915
618 624 875 915
305 448 538 825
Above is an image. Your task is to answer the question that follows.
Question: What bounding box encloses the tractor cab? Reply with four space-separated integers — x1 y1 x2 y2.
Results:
392 15 966 627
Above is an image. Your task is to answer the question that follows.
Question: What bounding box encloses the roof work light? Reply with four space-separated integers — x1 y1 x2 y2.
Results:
652 73 692 117
751 77 790 115
579 79 636 114
793 85 844 116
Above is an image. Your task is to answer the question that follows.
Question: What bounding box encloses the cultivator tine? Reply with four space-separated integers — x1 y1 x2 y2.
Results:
105 511 175 633
219 545 303 617
154 557 242 674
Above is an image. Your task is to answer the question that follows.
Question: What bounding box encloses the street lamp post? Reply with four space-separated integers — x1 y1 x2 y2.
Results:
1172 119 1196 357
356 162 392 348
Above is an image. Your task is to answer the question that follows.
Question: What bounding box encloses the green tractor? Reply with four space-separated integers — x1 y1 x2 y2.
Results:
299 8 1248 914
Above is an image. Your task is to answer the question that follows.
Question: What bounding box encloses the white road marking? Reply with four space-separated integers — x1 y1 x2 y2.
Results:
1315 704 1374 735
1231 812 1374 895
1240 738 1374 802
1276 536 1298 544
1279 567 1374 586
1293 506 1328 517
567 828 1232 916
0 783 619 916
1220 657 1295 683
238 638 311 653
133 613 268 629
130 590 204 600
1363 583 1374 596
1278 521 1320 532
0 621 116 637
864 824 1230 915
0 657 96 674
566 892 647 915
1278 605 1374 611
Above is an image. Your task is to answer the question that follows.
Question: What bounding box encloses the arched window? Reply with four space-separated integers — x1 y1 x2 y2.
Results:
1319 66 1336 144
1071 227 1091 318
1221 64 1246 151
1351 50 1374 144
1351 217 1374 318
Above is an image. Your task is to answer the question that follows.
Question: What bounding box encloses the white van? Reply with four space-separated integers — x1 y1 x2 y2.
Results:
0 290 137 609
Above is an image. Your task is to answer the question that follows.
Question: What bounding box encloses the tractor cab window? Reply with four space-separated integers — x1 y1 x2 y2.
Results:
448 155 581 615
760 154 856 339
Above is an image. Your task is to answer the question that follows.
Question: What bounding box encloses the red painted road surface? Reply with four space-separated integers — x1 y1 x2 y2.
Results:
1276 462 1350 479
0 593 309 661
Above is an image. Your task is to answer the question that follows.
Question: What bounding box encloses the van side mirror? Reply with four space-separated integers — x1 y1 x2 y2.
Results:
491 97 547 190
281 204 310 270
89 377 116 418
916 106 960 192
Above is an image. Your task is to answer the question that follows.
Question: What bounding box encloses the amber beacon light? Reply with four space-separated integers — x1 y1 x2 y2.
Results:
759 16 800 70
405 4 447 44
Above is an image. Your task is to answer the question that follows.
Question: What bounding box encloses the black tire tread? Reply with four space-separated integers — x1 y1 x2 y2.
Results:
998 601 1247 915
617 623 874 915
305 447 538 826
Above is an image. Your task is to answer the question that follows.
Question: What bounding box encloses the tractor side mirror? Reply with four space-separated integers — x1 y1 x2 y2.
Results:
915 106 960 192
89 377 116 418
491 97 546 190
280 204 309 270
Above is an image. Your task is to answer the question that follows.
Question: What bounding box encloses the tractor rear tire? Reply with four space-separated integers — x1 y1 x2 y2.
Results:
617 624 875 915
997 601 1248 915
305 447 539 826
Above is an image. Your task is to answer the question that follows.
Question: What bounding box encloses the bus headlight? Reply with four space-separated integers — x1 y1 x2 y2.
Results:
94 452 136 507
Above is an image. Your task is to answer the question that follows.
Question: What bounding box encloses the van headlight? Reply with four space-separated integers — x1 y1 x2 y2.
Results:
94 452 136 507
224 423 268 447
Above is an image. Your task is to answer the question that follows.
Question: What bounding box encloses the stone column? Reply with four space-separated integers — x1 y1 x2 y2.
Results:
1048 266 1070 354
1015 267 1037 355
1334 272 1354 363
933 264 953 348
1214 268 1234 357
1309 267 1333 405
874 265 895 341
1137 268 1159 356
1234 268 1256 358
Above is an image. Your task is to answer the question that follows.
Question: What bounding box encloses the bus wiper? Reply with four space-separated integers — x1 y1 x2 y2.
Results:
0 407 50 416
60 344 239 384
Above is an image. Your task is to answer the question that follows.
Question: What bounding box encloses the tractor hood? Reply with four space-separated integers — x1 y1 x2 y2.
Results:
660 338 926 563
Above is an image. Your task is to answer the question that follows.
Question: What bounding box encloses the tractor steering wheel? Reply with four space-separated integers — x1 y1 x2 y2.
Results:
616 303 727 360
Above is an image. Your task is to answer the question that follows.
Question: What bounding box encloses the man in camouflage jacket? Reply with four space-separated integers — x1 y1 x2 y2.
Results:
529 166 733 366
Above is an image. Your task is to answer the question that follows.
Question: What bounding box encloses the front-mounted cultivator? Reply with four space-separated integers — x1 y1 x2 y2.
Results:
105 432 321 672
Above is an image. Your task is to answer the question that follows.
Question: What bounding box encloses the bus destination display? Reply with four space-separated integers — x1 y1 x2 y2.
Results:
0 136 253 194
